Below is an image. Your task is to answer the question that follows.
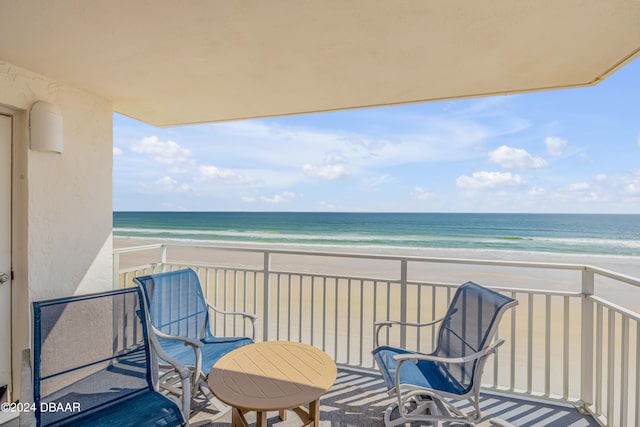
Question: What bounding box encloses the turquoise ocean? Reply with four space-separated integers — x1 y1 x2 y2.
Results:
113 212 640 257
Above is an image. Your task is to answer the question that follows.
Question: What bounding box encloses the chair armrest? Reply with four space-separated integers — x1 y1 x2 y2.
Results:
147 333 192 419
374 317 443 347
393 338 506 364
151 325 204 349
207 303 257 340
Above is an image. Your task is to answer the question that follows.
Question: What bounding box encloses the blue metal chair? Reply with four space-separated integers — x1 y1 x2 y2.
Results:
31 287 190 427
372 281 518 426
134 268 256 408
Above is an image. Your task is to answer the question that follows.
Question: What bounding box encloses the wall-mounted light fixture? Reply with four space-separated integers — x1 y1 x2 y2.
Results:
30 101 63 153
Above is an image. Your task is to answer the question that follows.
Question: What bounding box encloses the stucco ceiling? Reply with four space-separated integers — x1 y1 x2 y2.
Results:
1 1 640 127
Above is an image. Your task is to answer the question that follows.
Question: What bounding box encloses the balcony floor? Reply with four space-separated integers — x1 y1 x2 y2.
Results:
191 367 599 427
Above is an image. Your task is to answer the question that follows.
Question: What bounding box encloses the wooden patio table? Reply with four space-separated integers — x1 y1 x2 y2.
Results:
208 341 337 427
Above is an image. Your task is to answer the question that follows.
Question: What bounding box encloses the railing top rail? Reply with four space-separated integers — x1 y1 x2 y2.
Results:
113 243 164 254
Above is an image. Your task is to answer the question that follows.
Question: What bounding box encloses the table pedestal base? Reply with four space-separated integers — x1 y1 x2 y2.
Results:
231 399 320 427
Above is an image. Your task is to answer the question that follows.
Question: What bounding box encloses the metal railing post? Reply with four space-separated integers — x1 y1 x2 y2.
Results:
158 244 167 271
400 259 408 348
262 252 272 342
581 267 595 410
112 251 120 289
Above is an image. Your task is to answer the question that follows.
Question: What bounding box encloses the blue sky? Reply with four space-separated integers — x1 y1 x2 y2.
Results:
114 57 640 213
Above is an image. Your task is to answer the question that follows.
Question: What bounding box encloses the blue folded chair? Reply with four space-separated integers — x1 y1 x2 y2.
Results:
31 287 190 427
372 281 518 427
134 268 256 409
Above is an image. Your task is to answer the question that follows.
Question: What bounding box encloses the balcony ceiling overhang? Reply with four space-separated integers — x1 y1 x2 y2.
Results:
2 1 640 127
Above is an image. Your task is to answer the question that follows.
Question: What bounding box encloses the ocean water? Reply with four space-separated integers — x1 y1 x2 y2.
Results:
113 212 640 256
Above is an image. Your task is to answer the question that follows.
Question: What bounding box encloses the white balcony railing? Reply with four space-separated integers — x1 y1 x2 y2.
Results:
113 243 640 427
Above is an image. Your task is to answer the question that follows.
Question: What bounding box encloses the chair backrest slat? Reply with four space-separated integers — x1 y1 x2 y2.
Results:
134 269 211 341
434 282 516 392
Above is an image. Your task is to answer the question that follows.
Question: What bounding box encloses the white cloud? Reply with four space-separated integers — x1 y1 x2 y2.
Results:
622 170 640 195
155 176 192 193
131 136 191 164
488 145 547 169
113 147 123 156
579 152 593 163
303 164 350 180
456 171 526 190
545 137 568 156
595 174 607 182
259 192 296 204
362 174 389 187
568 182 590 192
412 187 434 200
198 165 256 184
529 187 546 196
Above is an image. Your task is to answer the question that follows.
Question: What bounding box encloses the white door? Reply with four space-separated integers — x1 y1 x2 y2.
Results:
0 114 11 397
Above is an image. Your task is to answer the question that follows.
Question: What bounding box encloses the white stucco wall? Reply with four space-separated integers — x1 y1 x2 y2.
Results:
0 60 113 398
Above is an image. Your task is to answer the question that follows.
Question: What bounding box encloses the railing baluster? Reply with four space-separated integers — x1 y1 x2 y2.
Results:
596 302 603 416
417 284 421 352
510 291 517 392
347 278 352 364
263 252 271 342
527 293 533 394
620 316 629 427
359 279 364 366
334 279 339 362
276 273 282 341
399 260 408 349
322 277 327 352
545 294 551 397
310 277 315 347
287 274 292 341
298 275 303 343
563 295 570 400
607 309 615 424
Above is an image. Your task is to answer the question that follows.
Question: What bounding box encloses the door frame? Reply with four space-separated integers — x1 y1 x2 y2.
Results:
0 108 13 401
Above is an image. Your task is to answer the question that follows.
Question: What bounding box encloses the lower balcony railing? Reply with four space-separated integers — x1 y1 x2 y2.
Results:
113 243 640 427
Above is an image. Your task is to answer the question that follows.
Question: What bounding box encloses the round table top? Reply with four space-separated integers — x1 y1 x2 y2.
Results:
208 341 337 411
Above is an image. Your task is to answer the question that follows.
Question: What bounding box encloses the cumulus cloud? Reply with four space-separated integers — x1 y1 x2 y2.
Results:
411 187 434 200
488 145 547 169
259 192 296 204
113 147 123 156
545 137 568 156
198 165 255 184
303 164 350 180
131 136 191 164
595 174 607 182
155 176 192 193
456 171 526 190
622 170 640 195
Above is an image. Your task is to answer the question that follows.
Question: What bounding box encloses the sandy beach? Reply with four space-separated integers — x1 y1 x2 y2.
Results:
114 236 640 311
